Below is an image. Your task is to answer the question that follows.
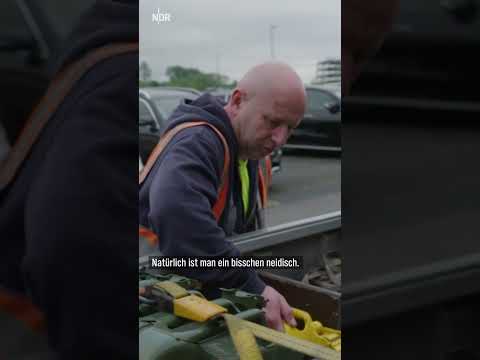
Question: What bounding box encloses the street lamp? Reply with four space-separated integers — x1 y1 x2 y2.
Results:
269 25 277 60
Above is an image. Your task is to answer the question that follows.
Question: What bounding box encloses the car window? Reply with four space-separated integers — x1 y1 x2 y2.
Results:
306 90 338 112
139 98 156 124
154 97 186 119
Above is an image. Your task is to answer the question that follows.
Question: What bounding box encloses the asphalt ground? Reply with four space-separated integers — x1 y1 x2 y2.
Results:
264 152 341 227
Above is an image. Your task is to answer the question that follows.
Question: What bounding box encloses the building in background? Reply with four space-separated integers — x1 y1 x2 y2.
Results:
312 58 341 96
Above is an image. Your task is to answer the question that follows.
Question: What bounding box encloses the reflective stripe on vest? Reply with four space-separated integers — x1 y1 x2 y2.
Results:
0 290 44 332
138 121 231 248
257 159 268 209
238 159 250 216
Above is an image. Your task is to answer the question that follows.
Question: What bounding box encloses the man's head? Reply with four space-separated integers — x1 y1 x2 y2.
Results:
224 62 306 160
342 0 399 96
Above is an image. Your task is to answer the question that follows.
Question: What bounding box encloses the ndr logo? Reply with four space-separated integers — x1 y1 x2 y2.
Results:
152 9 172 23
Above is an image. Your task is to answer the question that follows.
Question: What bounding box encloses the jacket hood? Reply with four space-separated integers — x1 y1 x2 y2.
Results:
49 0 138 74
167 93 240 161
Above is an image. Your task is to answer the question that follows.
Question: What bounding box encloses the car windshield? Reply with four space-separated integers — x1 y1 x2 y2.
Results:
139 99 155 124
154 96 189 119
306 90 339 113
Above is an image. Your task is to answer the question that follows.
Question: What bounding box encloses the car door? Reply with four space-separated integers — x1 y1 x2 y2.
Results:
139 97 162 162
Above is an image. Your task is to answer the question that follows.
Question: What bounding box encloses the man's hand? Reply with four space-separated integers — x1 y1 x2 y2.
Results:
261 285 297 331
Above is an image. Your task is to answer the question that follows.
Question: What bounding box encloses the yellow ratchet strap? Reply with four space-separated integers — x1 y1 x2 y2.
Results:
158 281 340 360
223 313 340 360
155 281 227 322
284 308 341 352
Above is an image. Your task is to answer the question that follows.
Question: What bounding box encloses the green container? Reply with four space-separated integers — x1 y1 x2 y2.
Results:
139 273 302 360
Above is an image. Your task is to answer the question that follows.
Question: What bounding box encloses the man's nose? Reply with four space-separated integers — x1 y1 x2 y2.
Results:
272 126 288 148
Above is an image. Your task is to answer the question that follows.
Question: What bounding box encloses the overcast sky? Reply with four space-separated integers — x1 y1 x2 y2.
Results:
140 0 340 84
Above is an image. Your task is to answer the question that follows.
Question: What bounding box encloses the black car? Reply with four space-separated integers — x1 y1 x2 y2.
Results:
138 87 200 162
285 86 341 152
141 86 201 123
204 87 232 103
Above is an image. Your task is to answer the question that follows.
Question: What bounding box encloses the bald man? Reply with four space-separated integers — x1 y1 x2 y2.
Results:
226 62 306 160
139 62 305 331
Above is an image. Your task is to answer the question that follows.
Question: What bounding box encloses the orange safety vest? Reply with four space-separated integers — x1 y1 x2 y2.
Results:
139 121 269 248
0 42 139 331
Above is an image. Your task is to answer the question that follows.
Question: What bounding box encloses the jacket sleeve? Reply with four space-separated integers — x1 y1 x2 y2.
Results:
22 60 138 360
147 126 266 295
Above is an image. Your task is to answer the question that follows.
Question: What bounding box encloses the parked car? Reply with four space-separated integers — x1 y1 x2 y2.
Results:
285 86 341 152
139 90 167 162
141 86 201 125
204 86 232 103
139 87 200 162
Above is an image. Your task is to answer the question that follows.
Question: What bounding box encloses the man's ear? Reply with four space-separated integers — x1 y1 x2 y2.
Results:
230 89 243 110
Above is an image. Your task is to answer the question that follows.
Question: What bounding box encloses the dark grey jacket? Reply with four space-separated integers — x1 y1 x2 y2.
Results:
139 93 266 297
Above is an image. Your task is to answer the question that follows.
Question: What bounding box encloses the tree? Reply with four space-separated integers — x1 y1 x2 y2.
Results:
139 80 161 88
164 66 234 91
139 61 152 82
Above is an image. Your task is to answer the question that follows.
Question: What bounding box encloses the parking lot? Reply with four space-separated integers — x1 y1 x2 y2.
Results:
265 153 341 227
